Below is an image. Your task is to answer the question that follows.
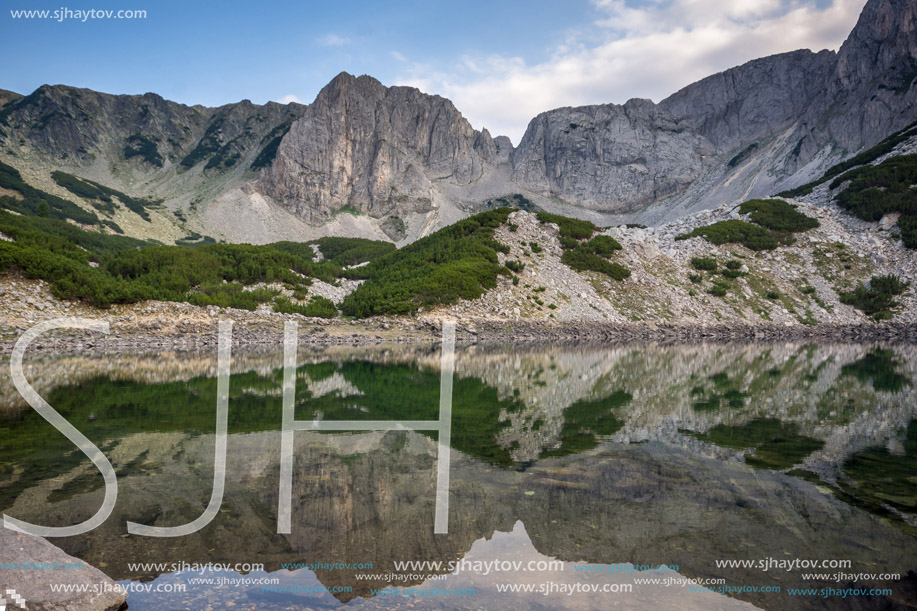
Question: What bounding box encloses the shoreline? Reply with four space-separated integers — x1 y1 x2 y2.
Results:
1 317 916 356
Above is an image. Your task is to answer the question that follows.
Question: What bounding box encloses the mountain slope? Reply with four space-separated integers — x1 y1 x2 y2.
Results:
0 0 915 243
0 85 307 242
2 112 916 333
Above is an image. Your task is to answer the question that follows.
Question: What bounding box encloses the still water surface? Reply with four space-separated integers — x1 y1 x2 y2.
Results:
1 342 915 610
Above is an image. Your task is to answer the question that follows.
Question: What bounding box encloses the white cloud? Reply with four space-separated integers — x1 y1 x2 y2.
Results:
276 94 301 104
390 50 407 62
316 33 350 47
396 0 864 143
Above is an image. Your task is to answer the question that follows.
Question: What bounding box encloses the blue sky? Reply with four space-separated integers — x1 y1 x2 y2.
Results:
2 0 866 142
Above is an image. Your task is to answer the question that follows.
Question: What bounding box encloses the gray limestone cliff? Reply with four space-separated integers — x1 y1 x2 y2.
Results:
512 0 917 215
654 0 917 206
658 49 836 155
257 72 498 223
510 98 713 211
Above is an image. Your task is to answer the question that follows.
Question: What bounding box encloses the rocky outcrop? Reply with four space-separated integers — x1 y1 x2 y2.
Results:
659 50 835 154
656 0 917 199
0 85 197 165
513 0 917 215
0 85 308 243
510 99 713 211
258 72 498 223
0 89 21 109
821 0 917 152
0 528 126 610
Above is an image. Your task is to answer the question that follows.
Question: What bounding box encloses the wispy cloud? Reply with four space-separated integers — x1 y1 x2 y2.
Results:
276 94 301 104
396 0 864 143
316 33 350 47
390 50 407 62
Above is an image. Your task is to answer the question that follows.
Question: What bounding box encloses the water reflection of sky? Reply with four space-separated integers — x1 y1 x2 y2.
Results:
125 521 761 610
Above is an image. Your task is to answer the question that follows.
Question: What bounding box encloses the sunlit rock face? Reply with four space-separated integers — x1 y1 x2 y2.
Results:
259 72 494 223
509 99 713 213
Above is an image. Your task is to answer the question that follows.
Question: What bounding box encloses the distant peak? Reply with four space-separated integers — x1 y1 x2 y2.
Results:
316 71 388 105
323 71 384 89
329 71 356 84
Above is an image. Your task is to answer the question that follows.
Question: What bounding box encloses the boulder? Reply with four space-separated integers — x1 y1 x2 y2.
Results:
0 528 126 611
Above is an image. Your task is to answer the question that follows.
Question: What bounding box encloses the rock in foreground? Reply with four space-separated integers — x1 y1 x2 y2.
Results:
0 528 126 611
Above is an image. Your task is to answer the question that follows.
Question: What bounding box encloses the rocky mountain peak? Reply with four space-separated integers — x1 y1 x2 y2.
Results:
315 72 386 104
0 89 20 109
659 49 836 154
835 0 917 89
258 71 499 223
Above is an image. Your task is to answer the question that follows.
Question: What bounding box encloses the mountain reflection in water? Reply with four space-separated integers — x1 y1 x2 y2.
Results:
1 341 915 610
